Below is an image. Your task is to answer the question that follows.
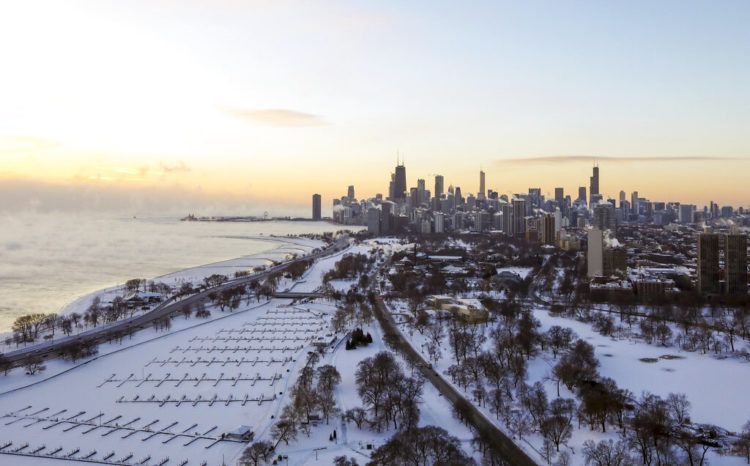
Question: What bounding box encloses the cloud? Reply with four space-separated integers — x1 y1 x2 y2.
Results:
495 155 740 165
158 160 191 174
223 107 326 127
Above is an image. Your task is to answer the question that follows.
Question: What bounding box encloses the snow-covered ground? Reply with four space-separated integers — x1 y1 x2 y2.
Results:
392 298 750 465
0 298 335 466
496 267 533 279
271 310 479 465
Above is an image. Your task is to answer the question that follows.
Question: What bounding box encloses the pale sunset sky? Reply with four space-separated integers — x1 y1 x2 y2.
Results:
1 0 749 214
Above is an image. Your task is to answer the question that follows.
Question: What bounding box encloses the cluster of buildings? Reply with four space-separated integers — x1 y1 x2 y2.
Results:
312 160 748 298
320 161 604 241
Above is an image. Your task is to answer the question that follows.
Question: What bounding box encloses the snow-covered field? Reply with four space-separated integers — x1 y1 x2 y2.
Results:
0 298 336 466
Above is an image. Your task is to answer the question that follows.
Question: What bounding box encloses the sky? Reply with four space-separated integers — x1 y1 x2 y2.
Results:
1 0 749 215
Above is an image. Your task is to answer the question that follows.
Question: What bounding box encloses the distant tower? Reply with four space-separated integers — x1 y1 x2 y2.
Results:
347 185 355 200
578 186 587 203
589 164 599 205
417 178 426 206
393 158 407 204
312 194 322 220
434 175 444 199
479 170 486 198
554 187 564 206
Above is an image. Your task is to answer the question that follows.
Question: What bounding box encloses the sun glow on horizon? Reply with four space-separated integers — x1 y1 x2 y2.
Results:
1 0 749 211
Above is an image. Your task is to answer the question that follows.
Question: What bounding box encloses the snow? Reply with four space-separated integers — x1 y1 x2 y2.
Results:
531 309 750 432
496 267 533 279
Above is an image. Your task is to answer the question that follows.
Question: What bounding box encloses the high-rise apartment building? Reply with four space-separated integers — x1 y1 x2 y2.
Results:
587 228 604 277
312 194 322 220
512 198 527 238
501 203 513 236
367 207 380 235
697 233 721 294
541 213 556 245
725 233 748 295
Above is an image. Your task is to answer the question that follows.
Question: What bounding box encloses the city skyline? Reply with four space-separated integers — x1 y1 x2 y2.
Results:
2 0 750 213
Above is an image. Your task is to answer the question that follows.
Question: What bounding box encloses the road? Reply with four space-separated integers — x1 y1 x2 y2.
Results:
371 296 539 466
3 236 351 367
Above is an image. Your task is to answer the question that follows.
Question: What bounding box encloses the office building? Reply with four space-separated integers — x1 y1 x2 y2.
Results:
434 175 444 199
393 163 407 203
555 187 564 207
312 194 322 220
347 185 355 200
578 187 587 203
417 178 426 205
589 165 599 205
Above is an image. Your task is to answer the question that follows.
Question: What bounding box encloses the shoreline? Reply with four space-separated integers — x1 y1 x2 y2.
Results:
0 234 325 344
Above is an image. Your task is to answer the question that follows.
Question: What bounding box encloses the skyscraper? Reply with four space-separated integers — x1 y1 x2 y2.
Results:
347 185 355 200
501 202 513 236
725 232 748 295
417 178 426 205
631 191 639 215
697 232 721 294
541 213 556 245
393 163 407 203
554 187 564 206
434 175 444 199
589 165 599 204
479 170 486 198
367 207 380 235
578 186 587 203
512 198 527 238
312 194 322 220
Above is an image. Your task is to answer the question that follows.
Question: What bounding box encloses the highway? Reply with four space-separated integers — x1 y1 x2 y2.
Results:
3 236 351 368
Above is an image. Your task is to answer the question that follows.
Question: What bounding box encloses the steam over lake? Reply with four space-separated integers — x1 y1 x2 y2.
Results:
0 213 342 332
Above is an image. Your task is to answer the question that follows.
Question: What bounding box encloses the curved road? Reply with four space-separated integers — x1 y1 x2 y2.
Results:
371 295 538 466
3 236 351 367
